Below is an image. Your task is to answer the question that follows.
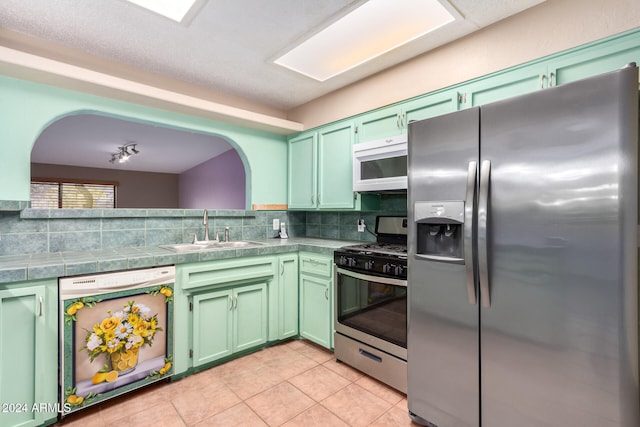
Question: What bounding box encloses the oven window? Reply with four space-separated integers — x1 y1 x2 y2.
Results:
360 155 407 180
337 274 407 348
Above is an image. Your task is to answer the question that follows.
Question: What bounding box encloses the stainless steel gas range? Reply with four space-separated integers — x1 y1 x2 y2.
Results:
333 216 407 393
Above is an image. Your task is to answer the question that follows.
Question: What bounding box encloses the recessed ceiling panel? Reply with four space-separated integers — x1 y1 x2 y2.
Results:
274 0 460 81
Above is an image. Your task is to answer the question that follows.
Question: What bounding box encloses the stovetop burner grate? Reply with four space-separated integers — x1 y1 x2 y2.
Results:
339 242 407 258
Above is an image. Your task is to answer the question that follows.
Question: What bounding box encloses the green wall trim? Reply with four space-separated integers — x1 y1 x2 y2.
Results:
0 75 288 206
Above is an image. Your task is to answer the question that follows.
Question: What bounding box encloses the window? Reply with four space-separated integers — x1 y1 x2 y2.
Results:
30 179 117 209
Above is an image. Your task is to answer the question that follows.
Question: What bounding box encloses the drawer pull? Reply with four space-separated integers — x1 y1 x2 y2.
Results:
359 348 382 363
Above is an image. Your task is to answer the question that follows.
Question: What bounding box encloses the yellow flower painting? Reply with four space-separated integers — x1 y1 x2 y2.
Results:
83 300 162 365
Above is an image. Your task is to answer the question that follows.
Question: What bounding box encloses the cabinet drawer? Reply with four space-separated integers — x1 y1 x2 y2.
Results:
180 257 276 290
299 253 332 278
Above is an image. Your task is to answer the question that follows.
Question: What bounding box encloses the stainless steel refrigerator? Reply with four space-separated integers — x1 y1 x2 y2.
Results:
407 64 639 427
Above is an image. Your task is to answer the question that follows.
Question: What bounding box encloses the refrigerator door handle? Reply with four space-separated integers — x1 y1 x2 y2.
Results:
478 159 491 308
464 161 477 305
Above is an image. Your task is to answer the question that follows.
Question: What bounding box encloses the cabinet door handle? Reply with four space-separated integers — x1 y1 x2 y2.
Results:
311 195 315 205
540 74 546 88
234 295 238 310
229 295 234 310
325 287 329 300
548 71 555 87
39 296 43 317
280 262 284 276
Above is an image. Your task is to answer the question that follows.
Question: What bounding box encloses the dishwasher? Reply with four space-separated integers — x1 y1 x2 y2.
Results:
59 266 175 416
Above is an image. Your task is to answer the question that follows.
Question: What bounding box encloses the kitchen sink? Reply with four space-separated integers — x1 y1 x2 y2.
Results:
160 241 266 252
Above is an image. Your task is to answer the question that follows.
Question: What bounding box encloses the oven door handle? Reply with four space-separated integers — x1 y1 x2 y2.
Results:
336 267 407 287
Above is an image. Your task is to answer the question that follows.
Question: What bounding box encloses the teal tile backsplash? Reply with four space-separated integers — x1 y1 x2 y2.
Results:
0 194 407 257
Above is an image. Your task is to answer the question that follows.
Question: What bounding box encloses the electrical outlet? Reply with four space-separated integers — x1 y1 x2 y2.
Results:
358 219 365 233
272 218 280 230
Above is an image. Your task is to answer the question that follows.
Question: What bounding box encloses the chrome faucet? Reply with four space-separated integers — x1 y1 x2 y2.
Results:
224 226 230 242
203 209 210 241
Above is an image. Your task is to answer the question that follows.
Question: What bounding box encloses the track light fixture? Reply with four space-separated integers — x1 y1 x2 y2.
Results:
109 143 140 164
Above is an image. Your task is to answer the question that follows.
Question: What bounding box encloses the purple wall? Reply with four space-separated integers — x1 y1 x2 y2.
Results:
178 149 246 209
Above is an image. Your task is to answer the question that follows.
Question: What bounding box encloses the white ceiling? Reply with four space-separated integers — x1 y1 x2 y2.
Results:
1 0 545 173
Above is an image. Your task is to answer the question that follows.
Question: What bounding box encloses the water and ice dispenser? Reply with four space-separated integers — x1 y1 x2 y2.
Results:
414 201 465 262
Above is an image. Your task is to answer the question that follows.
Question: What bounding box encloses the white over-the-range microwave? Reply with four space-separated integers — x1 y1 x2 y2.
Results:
352 134 407 192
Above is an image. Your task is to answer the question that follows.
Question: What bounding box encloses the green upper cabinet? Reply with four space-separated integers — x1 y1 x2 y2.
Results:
288 131 317 209
0 281 58 427
317 121 356 209
459 30 640 108
461 62 548 108
356 89 459 141
403 89 461 126
547 32 640 86
355 105 404 142
288 120 367 210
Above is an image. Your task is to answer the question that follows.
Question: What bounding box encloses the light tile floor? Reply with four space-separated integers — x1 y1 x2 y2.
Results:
54 339 418 427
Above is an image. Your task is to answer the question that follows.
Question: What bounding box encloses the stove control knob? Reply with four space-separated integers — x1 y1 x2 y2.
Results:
348 257 357 267
365 260 375 270
383 263 392 274
395 265 404 276
339 256 347 266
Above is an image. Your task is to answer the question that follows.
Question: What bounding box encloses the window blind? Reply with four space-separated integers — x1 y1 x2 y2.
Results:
30 181 116 209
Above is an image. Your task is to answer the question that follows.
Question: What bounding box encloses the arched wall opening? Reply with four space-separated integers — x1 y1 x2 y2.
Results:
30 111 250 209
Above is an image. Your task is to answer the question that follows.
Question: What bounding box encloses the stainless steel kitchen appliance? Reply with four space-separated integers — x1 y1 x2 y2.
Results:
334 216 408 393
352 135 408 192
407 65 639 427
59 266 175 416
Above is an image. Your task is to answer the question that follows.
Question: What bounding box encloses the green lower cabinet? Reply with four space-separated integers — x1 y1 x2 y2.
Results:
234 283 268 352
298 252 334 349
299 274 332 349
192 289 233 366
0 281 58 427
278 255 299 340
191 282 267 368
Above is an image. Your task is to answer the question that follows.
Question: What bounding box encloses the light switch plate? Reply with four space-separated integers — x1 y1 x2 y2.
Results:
273 219 280 230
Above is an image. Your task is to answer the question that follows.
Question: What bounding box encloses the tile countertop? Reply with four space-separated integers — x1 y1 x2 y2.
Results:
0 238 357 284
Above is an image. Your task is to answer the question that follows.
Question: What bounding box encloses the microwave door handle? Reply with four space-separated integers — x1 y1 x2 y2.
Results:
478 160 491 308
464 161 477 305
